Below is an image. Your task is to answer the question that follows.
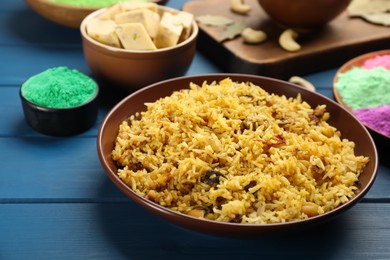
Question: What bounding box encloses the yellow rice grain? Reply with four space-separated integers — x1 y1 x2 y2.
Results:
112 78 369 224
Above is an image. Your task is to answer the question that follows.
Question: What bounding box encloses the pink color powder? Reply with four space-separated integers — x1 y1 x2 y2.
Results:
354 104 390 137
362 54 390 70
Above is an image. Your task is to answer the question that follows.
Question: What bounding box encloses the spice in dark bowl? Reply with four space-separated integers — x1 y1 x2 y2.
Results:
20 66 99 136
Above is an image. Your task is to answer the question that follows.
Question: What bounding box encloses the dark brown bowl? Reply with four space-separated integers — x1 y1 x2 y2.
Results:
257 0 351 30
80 5 198 92
25 0 168 28
20 83 99 136
97 74 378 237
333 49 390 147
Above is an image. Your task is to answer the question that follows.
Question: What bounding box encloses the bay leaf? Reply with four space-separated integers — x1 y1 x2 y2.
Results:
196 15 234 26
219 20 246 42
347 0 390 26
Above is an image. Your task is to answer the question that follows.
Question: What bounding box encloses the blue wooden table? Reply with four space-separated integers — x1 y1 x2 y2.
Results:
1 1 390 259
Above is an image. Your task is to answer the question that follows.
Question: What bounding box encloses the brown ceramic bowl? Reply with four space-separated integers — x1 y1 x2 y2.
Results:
257 0 351 30
25 0 168 28
97 74 378 237
80 5 198 92
333 49 390 146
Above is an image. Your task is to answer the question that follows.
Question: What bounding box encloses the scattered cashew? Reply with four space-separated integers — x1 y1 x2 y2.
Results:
230 0 251 14
279 29 301 52
289 76 316 92
241 27 267 44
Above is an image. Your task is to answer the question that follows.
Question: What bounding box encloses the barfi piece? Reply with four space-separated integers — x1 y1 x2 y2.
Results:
154 12 184 49
115 23 157 50
86 18 121 48
114 8 160 39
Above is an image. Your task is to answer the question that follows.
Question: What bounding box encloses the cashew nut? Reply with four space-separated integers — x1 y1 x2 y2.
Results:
230 0 251 14
289 76 316 92
279 29 301 52
241 27 267 44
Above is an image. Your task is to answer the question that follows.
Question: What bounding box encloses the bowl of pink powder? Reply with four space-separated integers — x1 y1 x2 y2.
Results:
333 49 390 145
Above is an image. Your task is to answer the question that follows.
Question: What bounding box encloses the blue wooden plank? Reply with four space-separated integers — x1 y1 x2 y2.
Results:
303 68 338 88
0 1 388 260
0 134 388 200
0 45 89 86
0 137 124 199
0 0 28 12
1 202 390 260
0 42 222 87
0 11 82 46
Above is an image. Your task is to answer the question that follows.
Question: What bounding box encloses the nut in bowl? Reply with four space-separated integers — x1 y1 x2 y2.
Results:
97 74 378 236
80 2 199 92
333 49 390 147
257 0 351 30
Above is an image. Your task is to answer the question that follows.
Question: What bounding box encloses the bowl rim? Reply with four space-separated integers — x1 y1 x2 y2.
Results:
26 0 97 12
27 0 168 11
333 49 390 138
97 73 378 234
80 5 199 56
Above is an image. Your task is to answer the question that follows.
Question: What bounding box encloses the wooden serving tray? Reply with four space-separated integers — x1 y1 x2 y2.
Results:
183 0 390 79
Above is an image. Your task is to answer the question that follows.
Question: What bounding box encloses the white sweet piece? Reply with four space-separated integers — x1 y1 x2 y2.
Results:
98 4 123 20
165 11 194 41
154 12 184 48
115 23 157 50
114 9 160 39
86 18 121 48
86 2 194 51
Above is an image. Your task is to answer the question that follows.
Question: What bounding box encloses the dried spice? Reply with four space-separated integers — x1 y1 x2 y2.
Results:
196 15 234 26
219 20 246 42
348 0 390 26
195 14 246 42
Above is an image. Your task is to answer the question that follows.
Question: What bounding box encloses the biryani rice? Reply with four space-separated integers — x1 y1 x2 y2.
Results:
112 78 369 224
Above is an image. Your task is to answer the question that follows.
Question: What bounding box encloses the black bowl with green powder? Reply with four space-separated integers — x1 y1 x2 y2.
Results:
20 66 99 136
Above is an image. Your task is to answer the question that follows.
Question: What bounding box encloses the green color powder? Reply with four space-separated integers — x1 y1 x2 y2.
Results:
22 67 97 109
335 67 390 110
49 0 146 8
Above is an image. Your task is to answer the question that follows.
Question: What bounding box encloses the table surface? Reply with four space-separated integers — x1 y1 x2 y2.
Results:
1 1 390 259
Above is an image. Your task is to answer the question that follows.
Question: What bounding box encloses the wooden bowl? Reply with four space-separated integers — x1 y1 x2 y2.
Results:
257 0 351 30
25 0 168 28
333 49 390 146
97 74 378 237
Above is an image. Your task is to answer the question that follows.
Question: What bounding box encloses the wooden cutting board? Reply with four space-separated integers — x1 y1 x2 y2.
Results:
183 0 390 80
